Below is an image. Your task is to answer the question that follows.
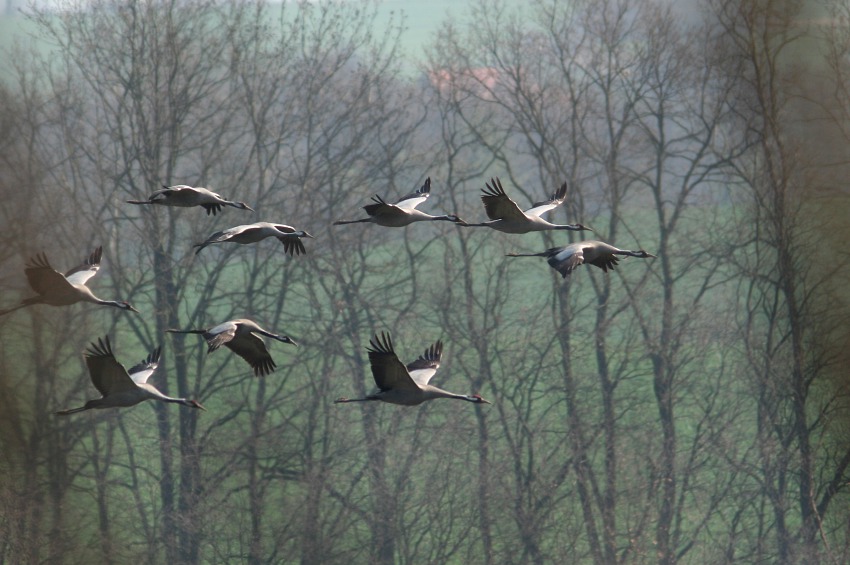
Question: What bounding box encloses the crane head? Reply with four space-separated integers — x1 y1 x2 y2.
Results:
470 394 491 405
186 399 206 411
119 301 140 313
274 335 298 347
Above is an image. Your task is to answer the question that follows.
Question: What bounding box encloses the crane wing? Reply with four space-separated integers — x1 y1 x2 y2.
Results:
85 336 137 395
192 186 223 199
198 227 233 246
546 245 585 278
24 253 75 295
195 224 252 253
225 332 276 376
272 224 297 234
406 339 442 386
145 186 177 200
394 177 431 210
209 223 260 243
201 203 224 216
272 226 306 256
367 332 419 392
585 251 620 273
362 195 405 219
524 182 568 218
204 321 238 352
277 236 307 256
144 185 190 202
480 178 527 221
163 185 224 214
128 346 162 384
64 246 103 286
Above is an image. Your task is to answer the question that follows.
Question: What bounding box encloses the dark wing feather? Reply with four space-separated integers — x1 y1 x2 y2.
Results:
362 195 394 217
84 336 137 395
546 247 584 278
367 332 419 391
126 346 161 375
529 181 567 210
200 228 230 244
63 246 103 286
480 177 526 221
585 253 620 273
406 340 442 372
225 333 276 376
394 177 431 210
204 325 237 352
24 253 73 295
64 246 102 278
277 236 307 256
406 340 443 386
201 203 223 215
127 346 162 384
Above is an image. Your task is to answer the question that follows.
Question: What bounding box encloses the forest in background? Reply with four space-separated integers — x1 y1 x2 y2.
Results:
1 0 849 563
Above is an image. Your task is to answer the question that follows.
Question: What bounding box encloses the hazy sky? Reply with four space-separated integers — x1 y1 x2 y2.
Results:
1 0 710 61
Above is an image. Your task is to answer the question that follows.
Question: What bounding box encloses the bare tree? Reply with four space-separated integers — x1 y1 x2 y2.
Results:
427 2 753 565
3 0 848 562
710 0 850 562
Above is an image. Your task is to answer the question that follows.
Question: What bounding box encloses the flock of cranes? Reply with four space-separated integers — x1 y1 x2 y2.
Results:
1 177 655 414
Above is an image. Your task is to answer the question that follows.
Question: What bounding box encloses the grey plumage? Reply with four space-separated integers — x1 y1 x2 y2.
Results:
507 239 656 279
56 337 205 415
127 184 254 215
462 177 591 234
0 247 139 317
167 319 297 377
333 177 467 227
334 332 491 406
194 222 314 256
